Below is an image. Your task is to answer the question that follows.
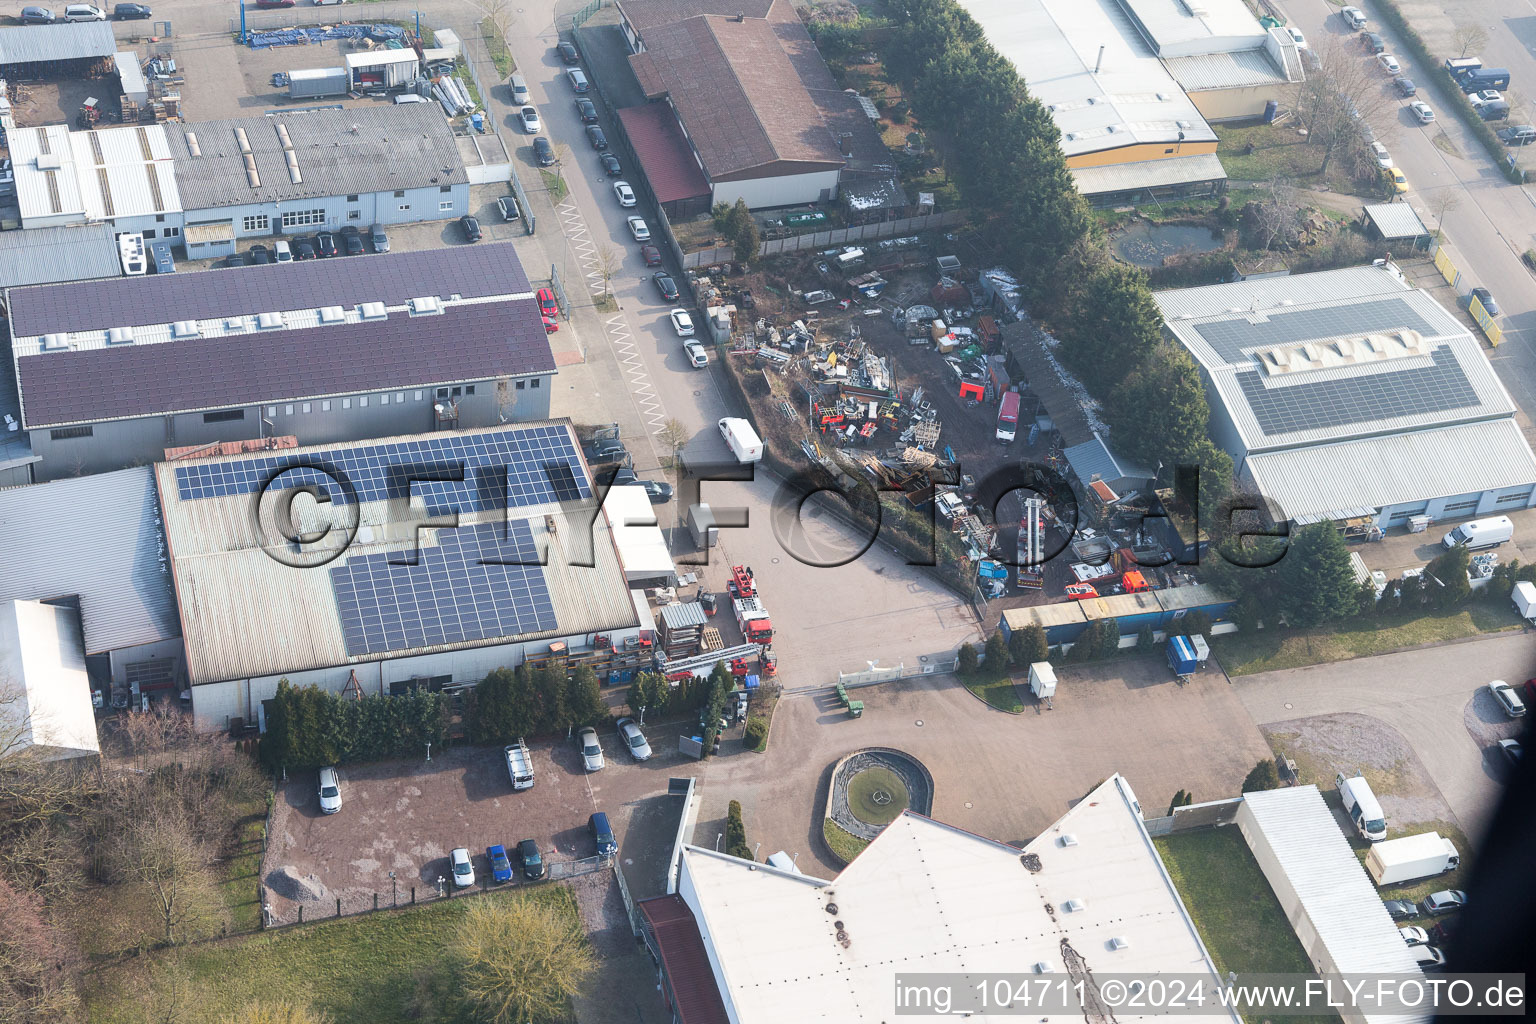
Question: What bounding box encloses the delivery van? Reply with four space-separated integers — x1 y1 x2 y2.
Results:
1442 516 1512 551
718 417 764 463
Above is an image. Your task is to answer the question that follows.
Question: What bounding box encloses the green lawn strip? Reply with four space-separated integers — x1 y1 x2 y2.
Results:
480 17 514 77
1213 602 1523 676
218 798 271 934
963 675 1025 713
84 886 580 1024
1155 829 1340 1024
822 819 871 865
540 169 569 202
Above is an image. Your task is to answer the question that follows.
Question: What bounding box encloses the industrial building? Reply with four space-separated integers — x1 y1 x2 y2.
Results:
1156 263 1536 530
615 0 893 210
5 122 183 235
5 242 557 481
638 775 1238 1024
154 423 651 731
956 0 1300 203
164 104 470 258
0 22 116 74
1237 787 1427 1024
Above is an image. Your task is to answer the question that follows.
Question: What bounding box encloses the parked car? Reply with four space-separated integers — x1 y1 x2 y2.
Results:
460 214 481 242
586 124 608 150
1497 737 1523 766
1361 31 1385 54
274 239 293 263
613 180 636 207
640 243 662 267
583 437 627 464
339 225 364 256
609 465 638 487
449 847 475 888
292 237 317 260
496 195 519 222
487 843 513 883
1384 899 1418 920
616 717 651 761
557 40 579 64
639 480 673 503
516 838 545 880
589 812 618 858
1421 890 1467 914
1376 53 1400 74
1399 925 1430 946
19 5 53 22
669 307 694 336
1471 287 1501 316
113 2 150 17
1389 166 1408 193
1285 25 1305 48
508 73 530 105
1410 100 1435 123
1489 679 1524 715
518 105 541 133
1394 76 1417 97
533 136 555 166
1497 124 1536 146
62 3 105 19
1340 5 1366 29
654 272 680 302
1369 141 1393 169
567 67 589 93
537 287 558 318
627 216 651 242
317 766 341 814
370 224 389 253
578 726 605 772
248 244 271 265
1430 916 1459 946
599 153 622 176
543 314 559 333
684 339 709 368
575 97 598 124
314 231 338 257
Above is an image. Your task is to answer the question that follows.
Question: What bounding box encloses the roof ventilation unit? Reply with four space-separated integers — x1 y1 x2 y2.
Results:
185 131 201 157
358 302 388 321
1033 962 1054 974
1062 899 1086 913
40 333 70 351
106 326 135 345
409 296 444 316
35 153 62 170
1058 834 1079 847
1110 936 1131 950
318 306 346 324
224 317 248 332
256 312 284 331
171 320 200 339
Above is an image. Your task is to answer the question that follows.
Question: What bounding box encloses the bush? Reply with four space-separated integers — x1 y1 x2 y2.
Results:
743 715 768 750
983 629 1010 678
260 680 449 770
1242 759 1280 793
725 800 751 860
1137 624 1157 651
956 642 979 676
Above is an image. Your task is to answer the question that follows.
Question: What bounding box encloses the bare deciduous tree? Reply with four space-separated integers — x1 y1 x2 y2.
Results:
117 802 226 946
658 417 690 462
0 872 82 1024
1294 38 1394 178
454 896 596 1024
594 244 622 297
1453 23 1488 59
1253 175 1303 251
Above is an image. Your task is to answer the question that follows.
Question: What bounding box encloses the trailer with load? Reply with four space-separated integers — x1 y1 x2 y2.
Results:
503 738 535 790
1336 771 1387 841
1028 661 1056 706
1167 634 1209 681
1365 832 1460 885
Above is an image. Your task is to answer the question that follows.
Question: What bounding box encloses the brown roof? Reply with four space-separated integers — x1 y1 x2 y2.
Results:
638 895 730 1024
616 104 711 204
617 0 776 34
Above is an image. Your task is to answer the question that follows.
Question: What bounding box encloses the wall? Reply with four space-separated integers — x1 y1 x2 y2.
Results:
1187 84 1280 122
1064 139 1219 169
710 169 841 212
681 209 968 269
186 183 471 242
107 636 186 688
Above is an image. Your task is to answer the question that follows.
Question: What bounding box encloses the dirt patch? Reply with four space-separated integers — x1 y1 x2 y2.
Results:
1461 686 1524 748
1263 712 1453 828
265 865 332 904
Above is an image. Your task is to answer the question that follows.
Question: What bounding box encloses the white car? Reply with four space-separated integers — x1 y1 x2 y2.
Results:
519 106 541 134
1376 53 1400 74
578 726 605 772
1410 101 1435 124
669 308 695 336
1285 25 1306 49
317 766 341 814
616 716 652 761
1399 926 1430 946
1369 141 1393 169
1489 680 1526 717
613 180 637 207
449 847 475 888
627 216 651 242
684 339 709 368
62 3 105 19
1340 6 1366 30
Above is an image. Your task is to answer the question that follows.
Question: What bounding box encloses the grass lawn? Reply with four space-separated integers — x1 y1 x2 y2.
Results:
845 766 910 825
822 819 871 865
480 17 514 78
83 886 581 1024
1213 602 1524 676
218 795 271 934
1214 123 1364 195
540 170 569 202
1155 829 1339 1024
963 675 1024 713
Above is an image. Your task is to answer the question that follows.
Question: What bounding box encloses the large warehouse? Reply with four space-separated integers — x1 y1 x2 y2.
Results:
6 243 557 481
1156 263 1536 529
156 423 651 731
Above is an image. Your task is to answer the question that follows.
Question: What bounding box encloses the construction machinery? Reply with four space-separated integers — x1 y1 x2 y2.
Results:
1017 497 1045 590
728 565 757 599
733 596 774 646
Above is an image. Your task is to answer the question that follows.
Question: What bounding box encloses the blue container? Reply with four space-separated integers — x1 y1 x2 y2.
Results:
1167 636 1198 676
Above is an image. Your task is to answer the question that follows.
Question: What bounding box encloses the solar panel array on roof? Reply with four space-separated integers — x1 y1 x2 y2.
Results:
330 521 556 656
173 426 588 515
6 242 532 338
1236 348 1480 437
1193 298 1436 364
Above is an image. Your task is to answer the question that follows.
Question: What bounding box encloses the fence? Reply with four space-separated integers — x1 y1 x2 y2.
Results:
837 654 959 689
259 854 611 929
570 0 607 30
1140 796 1243 838
679 209 969 269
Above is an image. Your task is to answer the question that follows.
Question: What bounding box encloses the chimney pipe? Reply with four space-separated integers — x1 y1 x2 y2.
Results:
1094 46 1105 73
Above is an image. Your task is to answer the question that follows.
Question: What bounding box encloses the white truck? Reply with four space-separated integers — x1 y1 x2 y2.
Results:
1028 661 1057 699
1336 771 1387 842
717 417 764 463
1365 832 1460 885
1513 580 1536 623
504 738 535 790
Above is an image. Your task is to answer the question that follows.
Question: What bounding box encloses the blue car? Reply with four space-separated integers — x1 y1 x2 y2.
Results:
487 844 513 884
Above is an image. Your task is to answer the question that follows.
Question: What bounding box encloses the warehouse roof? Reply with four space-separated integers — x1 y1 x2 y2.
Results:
636 896 730 1024
1064 432 1154 490
1001 602 1088 631
1243 418 1536 525
672 777 1236 1023
1155 263 1514 453
7 123 181 226
0 224 120 287
8 243 551 428
615 103 710 204
0 601 100 761
1116 0 1269 56
617 0 775 34
156 423 640 686
606 485 675 580
0 21 114 64
1164 47 1292 91
164 105 467 210
0 466 178 654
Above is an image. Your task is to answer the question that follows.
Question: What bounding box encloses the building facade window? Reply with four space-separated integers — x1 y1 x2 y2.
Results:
1442 499 1480 514
398 205 410 212
516 380 525 390
465 385 475 396
347 210 362 220
359 396 368 407
414 391 423 401
165 226 179 237
49 425 93 440
438 201 453 212
396 393 406 403
531 378 540 388
243 214 269 232
437 388 448 398
280 208 327 228
1496 492 1529 504
155 214 165 222
302 403 312 414
394 190 406 198
322 401 331 412
440 185 452 193
342 398 351 410
285 405 294 415
143 229 156 239
347 194 359 202
266 406 277 417
203 409 245 423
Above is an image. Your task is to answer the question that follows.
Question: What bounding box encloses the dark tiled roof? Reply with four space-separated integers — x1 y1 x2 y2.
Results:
638 896 730 1024
616 104 711 204
18 298 553 428
7 242 532 337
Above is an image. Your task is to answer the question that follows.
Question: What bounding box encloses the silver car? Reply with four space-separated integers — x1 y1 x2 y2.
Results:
1489 680 1526 717
616 717 651 761
578 726 605 772
317 766 341 814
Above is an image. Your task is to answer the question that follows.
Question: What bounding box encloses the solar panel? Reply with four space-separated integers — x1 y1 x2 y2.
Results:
1238 348 1480 437
1195 298 1436 363
172 426 589 515
329 520 557 656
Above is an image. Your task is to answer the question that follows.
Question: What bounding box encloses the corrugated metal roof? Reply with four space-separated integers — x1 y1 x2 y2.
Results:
1070 151 1227 196
1001 602 1089 630
1155 582 1232 612
8 123 182 225
636 895 731 1024
0 466 179 654
0 224 120 287
619 0 775 33
1079 590 1162 620
1243 419 1536 523
1117 0 1267 53
1240 787 1428 988
1164 48 1289 91
164 105 466 211
615 103 711 204
658 601 707 628
1064 432 1155 488
1362 203 1429 239
0 21 114 64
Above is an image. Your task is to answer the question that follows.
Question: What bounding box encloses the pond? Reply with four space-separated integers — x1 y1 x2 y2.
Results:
1112 222 1227 267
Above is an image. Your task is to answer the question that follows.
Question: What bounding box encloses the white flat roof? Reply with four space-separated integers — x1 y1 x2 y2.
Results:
7 123 181 226
604 484 675 578
0 600 100 760
677 775 1235 1023
1117 0 1268 56
957 0 1216 158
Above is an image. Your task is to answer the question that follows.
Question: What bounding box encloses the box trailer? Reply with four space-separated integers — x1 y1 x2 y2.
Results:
717 417 764 463
996 390 1020 443
1365 832 1460 885
1028 661 1056 699
1167 635 1202 679
1513 580 1536 622
288 66 349 99
1335 771 1387 841
503 739 535 790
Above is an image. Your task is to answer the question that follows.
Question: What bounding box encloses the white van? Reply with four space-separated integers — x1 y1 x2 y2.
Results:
718 417 764 463
1442 515 1513 551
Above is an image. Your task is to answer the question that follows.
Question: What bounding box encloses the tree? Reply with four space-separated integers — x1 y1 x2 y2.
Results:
724 199 760 264
563 666 605 727
594 244 622 298
1137 625 1156 652
1453 22 1488 59
1070 625 1100 662
983 629 1010 678
119 802 225 946
1055 251 1164 391
1398 571 1425 609
1251 175 1302 251
1242 759 1280 793
1355 579 1379 617
217 1002 332 1024
0 873 81 1024
1095 617 1121 656
470 668 522 745
1423 544 1472 610
1281 523 1360 628
658 417 689 470
725 799 751 859
1009 622 1048 666
454 895 596 1024
1293 38 1393 177
1111 343 1213 471
1166 790 1193 816
956 642 979 676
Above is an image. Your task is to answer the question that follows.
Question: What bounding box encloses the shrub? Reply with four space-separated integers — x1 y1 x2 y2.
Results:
983 629 1010 678
1242 759 1280 793
956 642 979 676
1137 624 1157 651
726 800 751 860
743 715 768 750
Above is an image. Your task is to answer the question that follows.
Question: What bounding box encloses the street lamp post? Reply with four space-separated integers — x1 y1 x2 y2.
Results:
425 742 431 762
715 832 723 852
639 704 646 725
437 875 446 898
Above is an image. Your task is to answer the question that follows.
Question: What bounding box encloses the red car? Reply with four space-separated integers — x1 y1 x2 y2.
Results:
542 315 559 334
640 244 662 267
537 287 558 319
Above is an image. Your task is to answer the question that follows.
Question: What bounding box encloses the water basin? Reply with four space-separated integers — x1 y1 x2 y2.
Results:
1112 222 1226 267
